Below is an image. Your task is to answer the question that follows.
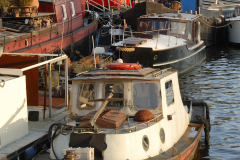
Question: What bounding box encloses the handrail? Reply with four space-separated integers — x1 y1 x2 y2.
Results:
76 113 163 134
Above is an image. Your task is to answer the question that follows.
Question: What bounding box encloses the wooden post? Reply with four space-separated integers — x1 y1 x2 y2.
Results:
108 0 110 10
48 63 52 118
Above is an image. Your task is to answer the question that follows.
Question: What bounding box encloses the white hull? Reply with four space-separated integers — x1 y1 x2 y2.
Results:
227 17 240 44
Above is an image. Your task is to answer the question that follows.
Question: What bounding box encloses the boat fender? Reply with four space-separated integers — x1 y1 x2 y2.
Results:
23 145 36 160
194 115 210 145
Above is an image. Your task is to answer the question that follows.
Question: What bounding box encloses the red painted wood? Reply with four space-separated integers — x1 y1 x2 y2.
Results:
2 0 98 106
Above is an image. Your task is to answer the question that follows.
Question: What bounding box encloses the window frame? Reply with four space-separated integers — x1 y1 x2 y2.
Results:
77 82 96 110
132 80 161 110
103 82 125 109
165 80 174 106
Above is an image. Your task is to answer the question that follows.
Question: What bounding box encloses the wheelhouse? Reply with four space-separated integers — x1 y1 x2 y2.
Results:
135 13 201 43
71 68 178 117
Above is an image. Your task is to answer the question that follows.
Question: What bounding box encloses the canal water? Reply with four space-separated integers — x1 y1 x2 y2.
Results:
179 44 240 159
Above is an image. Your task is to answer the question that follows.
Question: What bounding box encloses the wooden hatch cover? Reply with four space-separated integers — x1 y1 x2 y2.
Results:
79 109 126 128
123 38 147 47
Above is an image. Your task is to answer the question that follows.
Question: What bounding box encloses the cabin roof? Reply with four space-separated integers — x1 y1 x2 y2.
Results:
73 67 176 81
139 13 199 21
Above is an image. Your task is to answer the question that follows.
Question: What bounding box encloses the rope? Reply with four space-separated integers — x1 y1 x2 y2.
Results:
198 17 234 28
116 46 135 52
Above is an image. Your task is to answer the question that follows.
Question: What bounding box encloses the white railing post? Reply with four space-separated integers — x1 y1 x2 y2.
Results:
48 63 52 118
65 59 68 109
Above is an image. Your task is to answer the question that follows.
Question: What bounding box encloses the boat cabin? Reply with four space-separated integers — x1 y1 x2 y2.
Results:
66 65 191 160
134 13 201 44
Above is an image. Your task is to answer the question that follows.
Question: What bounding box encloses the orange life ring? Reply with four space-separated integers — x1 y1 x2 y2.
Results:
107 63 142 70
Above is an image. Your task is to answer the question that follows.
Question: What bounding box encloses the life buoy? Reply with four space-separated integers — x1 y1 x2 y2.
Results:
107 63 142 70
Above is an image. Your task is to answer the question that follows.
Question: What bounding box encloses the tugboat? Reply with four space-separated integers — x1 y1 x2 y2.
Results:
33 62 210 160
110 12 206 75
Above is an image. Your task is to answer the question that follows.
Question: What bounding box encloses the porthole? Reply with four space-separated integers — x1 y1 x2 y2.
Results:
160 128 165 143
170 52 173 58
142 135 149 151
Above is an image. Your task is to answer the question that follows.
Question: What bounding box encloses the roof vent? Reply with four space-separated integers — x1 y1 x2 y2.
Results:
150 13 157 16
177 14 182 18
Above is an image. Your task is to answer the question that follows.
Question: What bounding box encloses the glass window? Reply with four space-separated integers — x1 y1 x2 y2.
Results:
70 2 76 17
139 21 150 31
165 80 174 106
133 82 160 109
78 83 95 108
105 83 124 107
152 21 167 31
188 22 192 40
170 22 186 35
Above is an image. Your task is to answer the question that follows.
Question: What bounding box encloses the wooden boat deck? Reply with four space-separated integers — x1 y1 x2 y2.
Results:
0 106 68 160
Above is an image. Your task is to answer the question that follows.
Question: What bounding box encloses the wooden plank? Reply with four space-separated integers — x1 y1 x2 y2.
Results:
3 27 20 32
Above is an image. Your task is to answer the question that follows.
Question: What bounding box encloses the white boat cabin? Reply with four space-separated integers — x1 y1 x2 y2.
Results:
69 67 191 160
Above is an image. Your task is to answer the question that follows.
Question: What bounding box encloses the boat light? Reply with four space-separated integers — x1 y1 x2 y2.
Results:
167 115 172 120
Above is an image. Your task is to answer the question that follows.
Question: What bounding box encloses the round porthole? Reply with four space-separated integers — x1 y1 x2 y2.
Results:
160 128 165 144
142 135 149 151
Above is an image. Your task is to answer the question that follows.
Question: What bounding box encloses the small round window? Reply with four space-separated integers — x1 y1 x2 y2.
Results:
142 135 149 151
160 128 165 143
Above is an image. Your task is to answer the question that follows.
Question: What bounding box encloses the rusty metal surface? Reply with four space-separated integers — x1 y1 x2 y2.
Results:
83 68 157 77
134 110 155 122
73 68 177 81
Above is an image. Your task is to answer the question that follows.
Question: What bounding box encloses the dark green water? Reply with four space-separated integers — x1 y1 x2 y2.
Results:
179 44 240 160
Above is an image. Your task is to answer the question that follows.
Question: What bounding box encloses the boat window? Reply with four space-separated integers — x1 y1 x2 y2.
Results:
70 2 76 17
152 21 167 31
105 83 124 107
165 80 174 106
133 82 160 109
61 5 67 21
170 22 186 35
139 21 150 31
78 83 95 108
188 21 192 40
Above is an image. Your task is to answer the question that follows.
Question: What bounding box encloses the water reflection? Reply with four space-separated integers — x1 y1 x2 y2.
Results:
179 44 240 159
